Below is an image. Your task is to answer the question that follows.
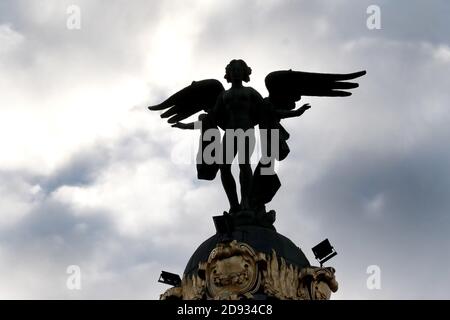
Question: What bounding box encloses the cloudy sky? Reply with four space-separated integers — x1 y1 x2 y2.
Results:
0 0 449 299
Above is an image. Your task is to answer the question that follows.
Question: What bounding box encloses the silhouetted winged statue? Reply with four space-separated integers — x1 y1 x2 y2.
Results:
148 59 366 219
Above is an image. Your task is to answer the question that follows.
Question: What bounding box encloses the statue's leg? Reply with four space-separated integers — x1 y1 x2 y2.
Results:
220 164 239 212
238 129 255 210
220 133 240 212
239 163 252 210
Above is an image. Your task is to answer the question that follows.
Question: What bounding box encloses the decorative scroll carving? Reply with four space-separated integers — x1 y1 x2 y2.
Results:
200 240 265 300
299 266 339 300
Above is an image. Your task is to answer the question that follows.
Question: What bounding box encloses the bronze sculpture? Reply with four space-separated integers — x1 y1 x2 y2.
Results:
148 59 366 220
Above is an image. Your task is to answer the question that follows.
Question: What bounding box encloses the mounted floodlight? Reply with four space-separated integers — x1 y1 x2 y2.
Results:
312 238 337 267
158 271 181 287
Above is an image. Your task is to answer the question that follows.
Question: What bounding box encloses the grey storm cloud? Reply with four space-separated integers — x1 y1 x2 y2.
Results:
0 129 194 299
41 128 173 192
0 0 449 299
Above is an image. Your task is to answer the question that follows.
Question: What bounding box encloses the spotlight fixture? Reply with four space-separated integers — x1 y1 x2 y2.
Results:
312 238 337 267
158 271 181 287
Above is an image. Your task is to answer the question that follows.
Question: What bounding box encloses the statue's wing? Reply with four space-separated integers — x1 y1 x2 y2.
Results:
148 79 225 123
265 70 366 110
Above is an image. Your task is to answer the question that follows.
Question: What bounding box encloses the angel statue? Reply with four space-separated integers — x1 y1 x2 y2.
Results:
148 59 365 223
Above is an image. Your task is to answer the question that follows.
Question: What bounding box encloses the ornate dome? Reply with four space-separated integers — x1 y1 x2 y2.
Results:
184 225 310 276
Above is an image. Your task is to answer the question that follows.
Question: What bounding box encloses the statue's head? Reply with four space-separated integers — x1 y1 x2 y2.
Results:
224 59 252 83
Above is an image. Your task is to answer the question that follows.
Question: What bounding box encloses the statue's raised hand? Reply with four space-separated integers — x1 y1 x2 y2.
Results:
294 103 311 116
171 122 191 129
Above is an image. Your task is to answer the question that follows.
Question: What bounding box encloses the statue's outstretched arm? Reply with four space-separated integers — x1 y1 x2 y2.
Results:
276 103 311 119
171 122 196 130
